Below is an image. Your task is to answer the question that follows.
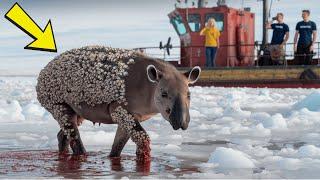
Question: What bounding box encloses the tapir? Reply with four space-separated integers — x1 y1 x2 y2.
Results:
36 46 201 161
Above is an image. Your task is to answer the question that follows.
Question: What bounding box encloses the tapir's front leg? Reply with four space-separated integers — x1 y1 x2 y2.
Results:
131 120 151 161
109 125 130 157
110 105 151 161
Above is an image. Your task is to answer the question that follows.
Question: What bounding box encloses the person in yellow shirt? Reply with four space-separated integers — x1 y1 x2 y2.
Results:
200 18 221 67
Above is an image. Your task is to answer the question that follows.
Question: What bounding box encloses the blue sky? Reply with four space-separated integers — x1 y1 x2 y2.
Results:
0 0 319 74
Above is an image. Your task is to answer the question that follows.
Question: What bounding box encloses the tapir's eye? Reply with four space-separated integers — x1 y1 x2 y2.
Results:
187 92 191 99
162 92 168 98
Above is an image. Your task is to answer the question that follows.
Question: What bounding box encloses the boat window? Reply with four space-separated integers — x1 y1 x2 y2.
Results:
205 13 224 31
170 15 187 35
188 14 201 32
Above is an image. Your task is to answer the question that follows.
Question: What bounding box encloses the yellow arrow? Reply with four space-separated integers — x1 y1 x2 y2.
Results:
5 3 57 52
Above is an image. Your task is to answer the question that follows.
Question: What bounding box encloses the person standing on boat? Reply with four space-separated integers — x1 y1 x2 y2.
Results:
200 18 220 67
266 13 289 47
266 13 289 65
294 10 317 65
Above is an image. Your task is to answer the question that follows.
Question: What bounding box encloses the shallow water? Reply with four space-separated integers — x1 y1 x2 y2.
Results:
1 76 320 178
0 150 203 179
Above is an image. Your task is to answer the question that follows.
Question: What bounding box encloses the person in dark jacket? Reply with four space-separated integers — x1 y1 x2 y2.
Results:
267 13 289 47
266 13 289 65
294 10 317 65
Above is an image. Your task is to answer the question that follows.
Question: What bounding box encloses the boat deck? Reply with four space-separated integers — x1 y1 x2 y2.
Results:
179 65 320 88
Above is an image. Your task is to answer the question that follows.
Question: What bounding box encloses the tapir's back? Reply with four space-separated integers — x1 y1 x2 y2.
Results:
36 46 139 111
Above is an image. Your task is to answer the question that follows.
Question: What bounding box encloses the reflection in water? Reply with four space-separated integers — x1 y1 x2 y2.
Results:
55 152 152 178
136 159 151 176
110 156 151 176
0 150 198 178
56 154 87 179
110 157 123 171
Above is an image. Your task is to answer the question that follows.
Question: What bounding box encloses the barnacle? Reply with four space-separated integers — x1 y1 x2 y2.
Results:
111 106 150 145
36 46 139 132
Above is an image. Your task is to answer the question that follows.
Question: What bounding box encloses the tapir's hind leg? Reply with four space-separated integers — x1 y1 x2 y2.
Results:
57 129 70 153
52 103 86 155
69 120 86 155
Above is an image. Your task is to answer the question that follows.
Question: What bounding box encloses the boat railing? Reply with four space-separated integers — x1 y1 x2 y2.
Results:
134 41 320 67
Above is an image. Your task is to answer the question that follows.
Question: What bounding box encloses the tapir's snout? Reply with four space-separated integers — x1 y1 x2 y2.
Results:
181 111 190 130
169 96 190 130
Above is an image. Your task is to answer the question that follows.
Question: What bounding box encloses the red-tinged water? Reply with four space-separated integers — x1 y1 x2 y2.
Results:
0 150 201 178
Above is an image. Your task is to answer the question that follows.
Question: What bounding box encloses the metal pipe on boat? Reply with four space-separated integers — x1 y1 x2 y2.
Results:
198 0 206 8
262 0 269 48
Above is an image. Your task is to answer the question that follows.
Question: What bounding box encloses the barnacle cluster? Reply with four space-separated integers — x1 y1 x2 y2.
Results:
36 45 138 133
111 106 150 146
51 104 75 139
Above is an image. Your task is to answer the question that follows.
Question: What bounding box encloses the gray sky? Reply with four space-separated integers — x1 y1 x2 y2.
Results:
0 0 319 74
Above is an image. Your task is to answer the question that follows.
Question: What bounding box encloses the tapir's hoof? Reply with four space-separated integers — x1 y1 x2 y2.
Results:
70 139 87 155
136 159 151 175
69 154 88 161
136 140 151 163
109 153 121 158
136 153 151 163
58 150 69 156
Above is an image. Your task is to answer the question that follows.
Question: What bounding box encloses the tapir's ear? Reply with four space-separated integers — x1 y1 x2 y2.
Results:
184 66 201 84
146 65 162 83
